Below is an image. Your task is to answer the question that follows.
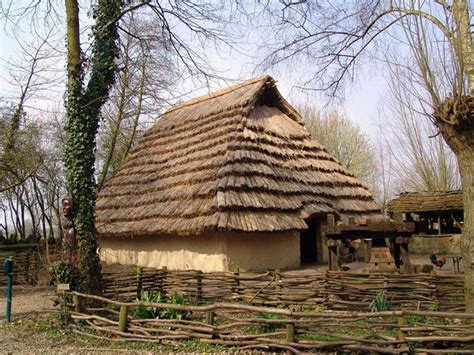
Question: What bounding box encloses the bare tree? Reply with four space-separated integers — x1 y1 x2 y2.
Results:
97 12 178 190
299 106 378 191
382 67 461 192
0 32 61 192
260 0 474 311
1 0 238 292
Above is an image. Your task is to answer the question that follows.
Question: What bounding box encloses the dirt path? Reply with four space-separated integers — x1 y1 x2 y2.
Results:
0 286 56 319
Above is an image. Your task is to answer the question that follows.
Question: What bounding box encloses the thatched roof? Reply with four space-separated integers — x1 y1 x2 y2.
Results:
96 75 381 238
387 190 463 214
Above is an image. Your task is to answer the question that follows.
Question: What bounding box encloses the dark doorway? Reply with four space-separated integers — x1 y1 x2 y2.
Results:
300 218 319 264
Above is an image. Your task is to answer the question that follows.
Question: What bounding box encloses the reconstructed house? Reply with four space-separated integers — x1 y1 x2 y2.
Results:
96 76 381 271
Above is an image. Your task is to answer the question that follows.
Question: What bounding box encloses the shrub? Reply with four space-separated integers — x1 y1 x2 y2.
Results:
369 291 390 312
132 291 189 320
159 292 189 320
132 291 166 319
49 260 75 285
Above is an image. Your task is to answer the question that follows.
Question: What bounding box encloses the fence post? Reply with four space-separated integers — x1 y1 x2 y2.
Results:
233 267 240 302
161 266 168 299
397 315 407 340
72 294 83 313
275 269 282 305
136 266 143 298
205 310 215 325
24 252 31 284
196 270 203 303
33 245 40 285
286 322 295 342
118 305 128 332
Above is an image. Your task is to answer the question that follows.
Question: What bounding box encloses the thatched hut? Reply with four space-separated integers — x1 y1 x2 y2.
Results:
96 76 381 271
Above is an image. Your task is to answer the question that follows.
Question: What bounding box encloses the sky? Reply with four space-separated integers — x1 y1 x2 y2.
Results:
0 2 388 138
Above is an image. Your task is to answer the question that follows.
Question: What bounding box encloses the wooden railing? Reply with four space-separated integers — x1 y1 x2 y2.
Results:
66 291 474 354
102 266 464 311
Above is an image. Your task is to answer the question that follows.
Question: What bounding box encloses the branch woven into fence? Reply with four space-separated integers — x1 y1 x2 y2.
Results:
0 244 39 285
102 266 464 311
66 291 474 354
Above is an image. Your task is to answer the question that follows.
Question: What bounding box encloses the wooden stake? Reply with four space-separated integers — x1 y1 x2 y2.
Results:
73 294 83 313
136 266 143 298
205 310 215 325
275 269 282 304
233 267 240 302
397 316 407 340
197 270 203 303
118 305 128 332
286 322 295 343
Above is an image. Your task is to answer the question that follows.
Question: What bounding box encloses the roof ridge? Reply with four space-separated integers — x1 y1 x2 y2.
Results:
165 75 272 115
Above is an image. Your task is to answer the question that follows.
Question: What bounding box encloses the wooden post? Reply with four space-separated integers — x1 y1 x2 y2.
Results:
393 241 401 269
327 214 335 226
196 270 203 303
397 316 407 340
233 267 240 302
364 239 372 263
285 322 296 355
327 239 339 271
396 237 412 274
33 245 39 285
275 269 282 305
24 252 31 284
286 322 295 342
205 310 215 325
72 294 83 313
438 214 442 235
118 305 128 332
161 266 167 299
136 266 143 298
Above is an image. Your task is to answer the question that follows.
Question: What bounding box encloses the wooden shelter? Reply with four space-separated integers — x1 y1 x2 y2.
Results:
96 76 381 271
387 191 463 235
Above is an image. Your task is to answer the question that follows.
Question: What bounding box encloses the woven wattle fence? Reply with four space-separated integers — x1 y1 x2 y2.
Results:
0 244 39 285
66 291 474 354
102 266 464 311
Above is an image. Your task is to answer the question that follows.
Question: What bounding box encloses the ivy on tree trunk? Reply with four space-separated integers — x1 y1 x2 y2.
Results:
64 0 122 293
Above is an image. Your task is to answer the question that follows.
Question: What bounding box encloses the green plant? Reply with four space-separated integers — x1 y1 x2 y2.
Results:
131 291 166 319
159 292 189 320
131 291 189 320
49 260 75 285
369 291 390 312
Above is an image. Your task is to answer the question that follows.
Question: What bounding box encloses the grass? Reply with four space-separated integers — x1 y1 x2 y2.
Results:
4 313 230 353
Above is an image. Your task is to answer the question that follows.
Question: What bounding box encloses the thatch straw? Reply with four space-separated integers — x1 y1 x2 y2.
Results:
387 190 463 213
96 75 380 237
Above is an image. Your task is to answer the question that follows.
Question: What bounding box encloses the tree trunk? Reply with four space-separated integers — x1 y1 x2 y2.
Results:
435 95 474 312
459 150 474 311
64 0 122 293
64 0 103 292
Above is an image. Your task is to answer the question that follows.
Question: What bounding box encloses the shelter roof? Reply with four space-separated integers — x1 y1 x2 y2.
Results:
387 190 463 214
96 75 381 237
